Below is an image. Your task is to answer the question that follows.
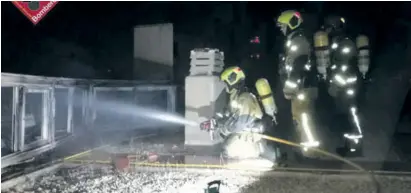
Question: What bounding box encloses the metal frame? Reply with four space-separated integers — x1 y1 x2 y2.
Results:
11 87 20 152
1 73 177 169
0 86 20 153
134 85 175 113
67 88 74 134
91 86 136 130
52 87 74 139
167 86 176 113
1 72 171 87
91 86 135 121
91 85 176 130
21 88 50 151
93 87 135 92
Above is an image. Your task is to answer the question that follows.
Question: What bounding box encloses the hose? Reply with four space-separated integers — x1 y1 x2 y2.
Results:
255 133 365 171
63 132 380 193
251 132 380 193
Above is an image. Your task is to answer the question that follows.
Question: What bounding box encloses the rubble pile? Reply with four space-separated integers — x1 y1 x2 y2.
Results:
3 164 411 193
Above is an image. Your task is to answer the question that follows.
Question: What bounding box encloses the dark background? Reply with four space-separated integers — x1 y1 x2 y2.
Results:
2 2 410 85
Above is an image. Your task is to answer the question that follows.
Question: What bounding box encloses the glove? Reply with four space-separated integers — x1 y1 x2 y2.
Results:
200 119 217 132
200 119 220 141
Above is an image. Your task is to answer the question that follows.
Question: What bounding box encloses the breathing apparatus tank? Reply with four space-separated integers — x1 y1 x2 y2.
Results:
356 35 370 78
255 78 277 119
313 30 331 79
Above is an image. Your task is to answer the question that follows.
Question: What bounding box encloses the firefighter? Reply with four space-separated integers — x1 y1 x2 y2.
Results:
276 10 321 157
315 15 368 155
200 66 281 167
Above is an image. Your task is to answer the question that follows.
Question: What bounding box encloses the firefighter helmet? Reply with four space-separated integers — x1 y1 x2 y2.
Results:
324 15 346 34
220 66 246 93
276 10 303 35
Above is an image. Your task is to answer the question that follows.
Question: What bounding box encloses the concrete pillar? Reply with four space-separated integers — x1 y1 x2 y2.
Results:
184 49 227 147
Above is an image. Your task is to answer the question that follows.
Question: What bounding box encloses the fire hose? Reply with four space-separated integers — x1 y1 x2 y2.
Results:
235 132 380 193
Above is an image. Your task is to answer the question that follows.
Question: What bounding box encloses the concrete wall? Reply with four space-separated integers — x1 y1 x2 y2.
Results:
133 58 173 81
133 23 174 81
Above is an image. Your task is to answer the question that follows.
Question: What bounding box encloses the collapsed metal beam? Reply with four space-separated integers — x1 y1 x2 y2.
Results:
1 136 72 169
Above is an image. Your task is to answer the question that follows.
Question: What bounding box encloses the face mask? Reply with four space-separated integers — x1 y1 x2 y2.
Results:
277 23 287 36
224 81 235 94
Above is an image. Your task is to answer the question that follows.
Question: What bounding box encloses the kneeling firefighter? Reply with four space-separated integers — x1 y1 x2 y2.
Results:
314 15 367 155
276 10 321 156
200 66 281 166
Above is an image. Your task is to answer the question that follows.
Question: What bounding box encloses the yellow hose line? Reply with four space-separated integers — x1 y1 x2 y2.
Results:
256 133 366 172
63 145 110 161
63 133 365 172
63 150 92 161
63 133 376 192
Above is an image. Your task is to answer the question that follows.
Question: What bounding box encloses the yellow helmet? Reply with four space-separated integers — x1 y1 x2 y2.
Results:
276 10 303 35
220 66 246 93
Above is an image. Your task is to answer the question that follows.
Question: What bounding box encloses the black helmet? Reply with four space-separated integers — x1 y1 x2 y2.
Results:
324 15 346 34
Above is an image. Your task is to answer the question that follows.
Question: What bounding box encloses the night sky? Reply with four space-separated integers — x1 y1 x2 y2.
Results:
2 1 410 80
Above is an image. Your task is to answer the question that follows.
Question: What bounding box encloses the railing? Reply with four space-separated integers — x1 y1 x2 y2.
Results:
1 73 176 168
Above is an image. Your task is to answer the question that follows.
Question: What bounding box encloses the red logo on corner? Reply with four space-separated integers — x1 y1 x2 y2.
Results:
12 1 59 25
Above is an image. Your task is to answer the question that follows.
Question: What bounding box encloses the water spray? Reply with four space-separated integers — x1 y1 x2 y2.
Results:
73 92 197 127
93 99 197 127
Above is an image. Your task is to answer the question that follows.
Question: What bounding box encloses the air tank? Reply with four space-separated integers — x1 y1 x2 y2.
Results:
356 35 369 49
314 31 329 48
356 35 370 78
314 31 331 79
255 78 277 119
